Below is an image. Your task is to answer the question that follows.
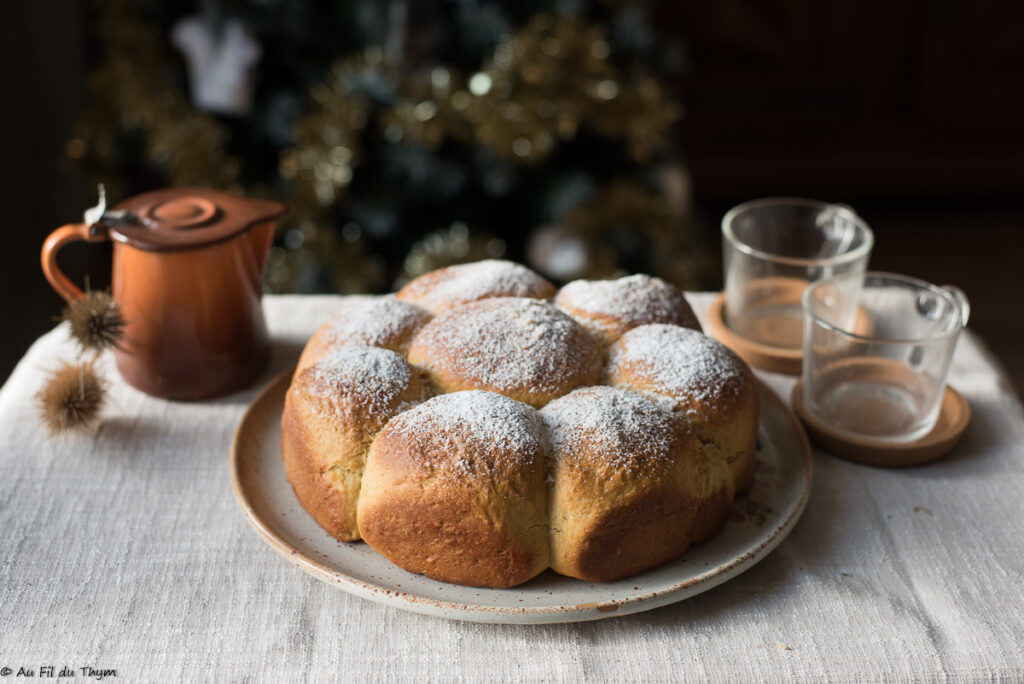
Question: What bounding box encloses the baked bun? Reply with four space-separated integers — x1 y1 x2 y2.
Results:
282 261 759 588
295 296 430 374
606 324 758 493
396 259 555 314
281 347 423 541
407 297 601 408
357 391 549 587
555 274 702 345
541 386 733 581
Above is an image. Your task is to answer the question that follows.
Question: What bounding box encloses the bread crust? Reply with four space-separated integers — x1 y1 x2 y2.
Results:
281 348 422 541
295 296 430 375
606 324 759 493
396 259 555 315
555 274 702 346
689 473 735 544
408 298 601 408
357 391 549 587
541 386 732 582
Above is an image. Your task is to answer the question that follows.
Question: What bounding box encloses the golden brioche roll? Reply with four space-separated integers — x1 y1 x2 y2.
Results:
295 296 430 375
408 297 601 408
396 259 555 315
541 386 733 582
606 324 758 493
281 347 422 542
555 274 702 346
357 391 549 588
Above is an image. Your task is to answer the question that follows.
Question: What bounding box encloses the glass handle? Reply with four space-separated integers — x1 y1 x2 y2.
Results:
942 285 971 328
814 204 858 259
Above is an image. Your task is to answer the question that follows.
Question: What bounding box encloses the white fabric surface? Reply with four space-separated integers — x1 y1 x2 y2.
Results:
2 293 1022 683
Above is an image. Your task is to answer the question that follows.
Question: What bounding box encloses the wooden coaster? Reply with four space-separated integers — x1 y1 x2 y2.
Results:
708 291 802 375
791 380 971 466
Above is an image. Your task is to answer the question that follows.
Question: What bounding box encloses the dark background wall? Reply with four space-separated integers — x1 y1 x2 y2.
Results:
675 1 1024 198
670 0 1024 392
2 1 1022 392
1 1 90 385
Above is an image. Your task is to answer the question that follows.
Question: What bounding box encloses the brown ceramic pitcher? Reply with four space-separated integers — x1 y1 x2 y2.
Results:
41 187 286 400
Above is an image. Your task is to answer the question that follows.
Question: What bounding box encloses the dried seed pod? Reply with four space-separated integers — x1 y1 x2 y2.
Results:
36 362 107 435
62 290 126 353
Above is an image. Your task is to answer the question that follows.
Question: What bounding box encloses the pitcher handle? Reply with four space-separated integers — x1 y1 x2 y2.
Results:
40 222 110 302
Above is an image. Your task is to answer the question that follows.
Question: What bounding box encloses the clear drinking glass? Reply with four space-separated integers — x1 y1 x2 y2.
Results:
723 198 874 350
801 272 970 443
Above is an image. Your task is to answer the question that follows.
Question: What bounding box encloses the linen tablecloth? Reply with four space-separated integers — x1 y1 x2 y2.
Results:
2 294 1022 683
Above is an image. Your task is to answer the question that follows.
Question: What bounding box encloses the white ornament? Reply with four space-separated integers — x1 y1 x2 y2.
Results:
171 15 261 116
527 224 592 281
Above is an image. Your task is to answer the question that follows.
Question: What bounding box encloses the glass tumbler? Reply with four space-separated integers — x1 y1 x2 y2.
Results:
801 272 970 443
723 198 874 350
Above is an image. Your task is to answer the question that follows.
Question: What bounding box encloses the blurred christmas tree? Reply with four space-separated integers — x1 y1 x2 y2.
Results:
69 0 708 293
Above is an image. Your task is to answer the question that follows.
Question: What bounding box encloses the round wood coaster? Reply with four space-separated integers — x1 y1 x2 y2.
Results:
708 291 802 375
791 380 971 466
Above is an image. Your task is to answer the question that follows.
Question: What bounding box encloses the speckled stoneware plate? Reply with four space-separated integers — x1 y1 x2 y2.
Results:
230 370 813 624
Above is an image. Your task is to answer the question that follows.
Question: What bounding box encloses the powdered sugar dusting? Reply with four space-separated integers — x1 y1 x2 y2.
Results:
556 274 699 332
319 296 430 350
541 386 680 472
410 297 600 401
303 346 415 418
385 390 542 478
609 324 747 411
401 260 553 312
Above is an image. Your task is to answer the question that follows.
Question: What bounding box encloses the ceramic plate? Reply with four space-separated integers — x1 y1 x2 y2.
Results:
231 371 812 624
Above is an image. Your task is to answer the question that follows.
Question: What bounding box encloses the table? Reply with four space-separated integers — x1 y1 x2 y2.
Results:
2 294 1022 682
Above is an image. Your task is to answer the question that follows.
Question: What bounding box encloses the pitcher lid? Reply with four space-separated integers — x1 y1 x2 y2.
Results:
106 187 286 251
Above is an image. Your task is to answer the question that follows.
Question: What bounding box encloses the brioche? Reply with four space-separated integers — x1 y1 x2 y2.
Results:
281 260 759 587
541 386 732 581
295 296 429 374
397 259 555 314
358 391 549 587
282 347 422 541
555 274 702 345
408 297 601 408
606 324 759 493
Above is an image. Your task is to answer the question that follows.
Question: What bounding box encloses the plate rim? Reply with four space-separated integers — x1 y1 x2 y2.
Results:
230 368 813 624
